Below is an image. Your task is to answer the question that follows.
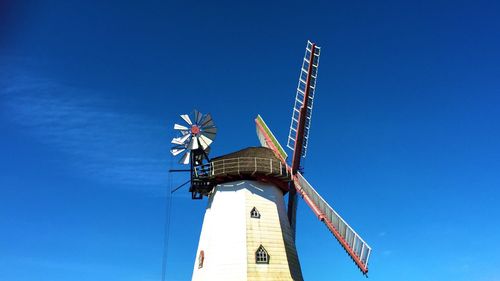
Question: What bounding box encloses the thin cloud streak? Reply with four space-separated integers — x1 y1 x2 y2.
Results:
1 73 169 190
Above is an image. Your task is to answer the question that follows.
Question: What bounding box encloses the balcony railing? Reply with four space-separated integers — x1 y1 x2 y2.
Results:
193 157 290 181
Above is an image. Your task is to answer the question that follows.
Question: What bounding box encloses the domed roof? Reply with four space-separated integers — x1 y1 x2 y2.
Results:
212 146 281 162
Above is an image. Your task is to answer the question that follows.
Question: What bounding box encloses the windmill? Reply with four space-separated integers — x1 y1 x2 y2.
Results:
170 41 371 280
170 110 217 199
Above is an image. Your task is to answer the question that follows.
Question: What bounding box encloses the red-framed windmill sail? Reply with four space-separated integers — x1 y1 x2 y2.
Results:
255 40 372 275
287 41 320 238
287 40 320 159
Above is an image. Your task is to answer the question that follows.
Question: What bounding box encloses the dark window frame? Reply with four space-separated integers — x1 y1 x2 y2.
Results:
255 245 270 264
250 207 261 219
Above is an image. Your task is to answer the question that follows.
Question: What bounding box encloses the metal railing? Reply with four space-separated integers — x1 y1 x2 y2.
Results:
194 157 290 180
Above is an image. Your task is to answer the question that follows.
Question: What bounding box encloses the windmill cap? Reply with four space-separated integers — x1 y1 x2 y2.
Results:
206 147 291 193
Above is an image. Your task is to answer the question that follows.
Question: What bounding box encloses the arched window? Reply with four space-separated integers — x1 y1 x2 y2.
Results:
250 207 260 219
198 250 205 269
255 245 269 264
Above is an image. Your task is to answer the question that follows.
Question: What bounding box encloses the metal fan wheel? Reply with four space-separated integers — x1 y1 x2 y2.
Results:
170 110 217 165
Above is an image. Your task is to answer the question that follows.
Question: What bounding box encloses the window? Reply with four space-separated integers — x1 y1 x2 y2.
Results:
198 250 204 269
250 207 260 219
255 245 269 264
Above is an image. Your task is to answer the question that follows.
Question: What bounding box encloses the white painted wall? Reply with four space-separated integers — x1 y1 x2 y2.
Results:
191 180 303 281
192 181 248 280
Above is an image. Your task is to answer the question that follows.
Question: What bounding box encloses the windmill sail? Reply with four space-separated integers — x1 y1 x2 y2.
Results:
255 115 288 162
284 41 322 241
254 41 372 275
293 172 371 274
287 41 320 158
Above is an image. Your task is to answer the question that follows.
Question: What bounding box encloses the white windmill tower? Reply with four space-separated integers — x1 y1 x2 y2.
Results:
170 41 372 280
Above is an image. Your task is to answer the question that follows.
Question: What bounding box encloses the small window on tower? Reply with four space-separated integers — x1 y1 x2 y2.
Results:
255 245 269 264
198 250 204 269
250 207 260 219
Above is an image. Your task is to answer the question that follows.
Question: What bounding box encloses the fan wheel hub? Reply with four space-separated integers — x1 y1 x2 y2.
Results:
191 125 200 135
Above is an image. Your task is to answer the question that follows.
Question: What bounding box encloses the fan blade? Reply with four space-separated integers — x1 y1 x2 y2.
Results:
200 113 212 126
179 151 191 165
200 113 214 127
193 110 203 124
171 137 184 145
293 172 371 274
199 134 213 149
201 131 215 141
170 148 185 156
188 136 199 150
180 133 191 143
202 126 217 134
171 134 190 145
180 114 192 125
174 123 189 131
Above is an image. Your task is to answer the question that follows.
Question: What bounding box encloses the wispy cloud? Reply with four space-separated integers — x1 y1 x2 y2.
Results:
0 71 170 191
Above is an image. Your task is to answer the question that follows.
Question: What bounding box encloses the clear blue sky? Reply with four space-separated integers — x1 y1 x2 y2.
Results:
1 0 499 280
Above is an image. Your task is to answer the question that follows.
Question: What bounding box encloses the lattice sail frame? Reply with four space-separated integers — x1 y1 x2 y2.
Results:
255 115 372 274
294 172 371 273
287 41 321 158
